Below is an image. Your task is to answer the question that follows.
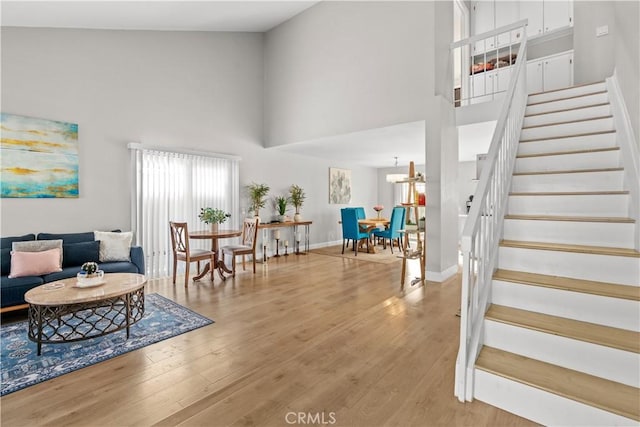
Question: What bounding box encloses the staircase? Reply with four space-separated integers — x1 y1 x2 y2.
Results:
472 81 640 425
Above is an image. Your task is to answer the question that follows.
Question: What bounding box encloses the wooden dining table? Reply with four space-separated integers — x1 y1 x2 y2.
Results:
189 228 242 280
357 218 390 253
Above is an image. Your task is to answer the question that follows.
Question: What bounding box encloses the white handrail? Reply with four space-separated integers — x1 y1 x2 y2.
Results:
454 24 529 402
450 19 528 49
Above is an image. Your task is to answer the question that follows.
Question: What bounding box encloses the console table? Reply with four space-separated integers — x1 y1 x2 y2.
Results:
258 220 312 259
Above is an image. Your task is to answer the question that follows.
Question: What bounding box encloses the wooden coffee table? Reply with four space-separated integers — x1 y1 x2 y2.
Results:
24 273 146 355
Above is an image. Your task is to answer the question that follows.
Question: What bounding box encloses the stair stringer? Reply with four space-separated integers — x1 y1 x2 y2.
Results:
607 72 640 250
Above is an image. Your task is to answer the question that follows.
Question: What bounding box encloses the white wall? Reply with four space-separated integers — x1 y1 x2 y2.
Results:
458 161 477 214
0 27 379 245
264 1 433 147
572 0 639 148
613 1 640 148
573 1 616 85
425 0 459 281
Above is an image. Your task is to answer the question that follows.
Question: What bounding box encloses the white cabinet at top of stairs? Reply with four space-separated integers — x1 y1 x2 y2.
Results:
495 1 521 48
527 50 574 94
470 66 512 104
472 0 573 53
470 1 522 52
518 0 573 38
471 1 495 54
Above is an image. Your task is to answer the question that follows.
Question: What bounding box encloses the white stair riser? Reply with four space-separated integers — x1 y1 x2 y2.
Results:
484 320 640 387
515 150 620 173
524 104 612 128
474 369 637 426
517 132 617 156
528 82 608 105
526 92 609 116
498 246 640 286
492 279 640 332
503 219 635 248
521 117 614 141
508 194 630 217
511 170 625 192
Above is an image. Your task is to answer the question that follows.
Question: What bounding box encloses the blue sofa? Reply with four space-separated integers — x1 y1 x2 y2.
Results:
1 231 145 310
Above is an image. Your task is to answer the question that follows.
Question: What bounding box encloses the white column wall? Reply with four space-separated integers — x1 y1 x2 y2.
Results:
425 1 459 282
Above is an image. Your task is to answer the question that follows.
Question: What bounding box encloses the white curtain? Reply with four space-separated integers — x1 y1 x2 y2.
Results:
130 145 239 278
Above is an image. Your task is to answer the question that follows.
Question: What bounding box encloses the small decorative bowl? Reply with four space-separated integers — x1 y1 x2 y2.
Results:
77 270 105 287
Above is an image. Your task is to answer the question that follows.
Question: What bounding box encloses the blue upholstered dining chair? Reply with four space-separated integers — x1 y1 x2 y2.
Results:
340 208 371 256
373 206 406 254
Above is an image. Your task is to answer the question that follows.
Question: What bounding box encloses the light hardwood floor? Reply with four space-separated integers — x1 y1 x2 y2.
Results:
1 253 536 426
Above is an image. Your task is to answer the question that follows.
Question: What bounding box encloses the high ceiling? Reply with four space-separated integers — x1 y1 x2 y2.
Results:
1 0 494 167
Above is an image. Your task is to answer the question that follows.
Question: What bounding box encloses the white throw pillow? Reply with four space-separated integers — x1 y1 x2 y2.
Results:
94 231 133 262
13 239 63 264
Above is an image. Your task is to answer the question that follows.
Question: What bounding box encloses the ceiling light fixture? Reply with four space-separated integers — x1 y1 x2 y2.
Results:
386 156 406 182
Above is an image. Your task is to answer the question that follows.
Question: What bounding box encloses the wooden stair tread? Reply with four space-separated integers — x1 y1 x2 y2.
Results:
504 214 635 223
527 81 606 97
522 115 613 130
510 191 629 196
486 304 640 353
494 269 640 301
527 90 607 107
525 102 610 117
520 129 615 143
516 147 619 158
500 240 640 258
513 167 623 176
476 346 640 421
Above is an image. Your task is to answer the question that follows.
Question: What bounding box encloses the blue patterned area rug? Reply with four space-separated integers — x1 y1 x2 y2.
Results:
1 293 213 396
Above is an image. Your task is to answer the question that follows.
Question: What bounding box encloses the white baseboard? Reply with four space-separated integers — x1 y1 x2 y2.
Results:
426 264 459 282
309 240 342 250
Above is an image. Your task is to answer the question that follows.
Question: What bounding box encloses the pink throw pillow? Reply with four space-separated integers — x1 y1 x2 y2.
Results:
9 248 62 278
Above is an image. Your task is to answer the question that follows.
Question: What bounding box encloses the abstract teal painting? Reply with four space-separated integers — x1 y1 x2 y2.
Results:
1 113 79 198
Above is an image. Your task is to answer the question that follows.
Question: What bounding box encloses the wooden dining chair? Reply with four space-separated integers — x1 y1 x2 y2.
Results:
219 218 259 276
169 221 215 287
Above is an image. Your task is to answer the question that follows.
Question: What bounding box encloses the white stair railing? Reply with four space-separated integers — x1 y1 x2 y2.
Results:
452 20 528 106
453 23 529 402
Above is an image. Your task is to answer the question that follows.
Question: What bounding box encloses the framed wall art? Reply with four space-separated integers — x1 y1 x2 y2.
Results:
1 113 79 198
329 167 351 204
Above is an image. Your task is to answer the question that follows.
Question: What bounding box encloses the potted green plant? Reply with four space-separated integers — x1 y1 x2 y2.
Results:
77 261 104 285
289 184 305 222
274 195 289 222
80 261 99 276
247 182 270 222
199 207 231 232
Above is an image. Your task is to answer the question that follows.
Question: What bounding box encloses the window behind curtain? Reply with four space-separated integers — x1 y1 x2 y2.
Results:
396 182 426 206
130 146 239 278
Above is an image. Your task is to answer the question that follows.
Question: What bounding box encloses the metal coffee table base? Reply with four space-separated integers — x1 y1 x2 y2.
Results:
27 287 145 355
